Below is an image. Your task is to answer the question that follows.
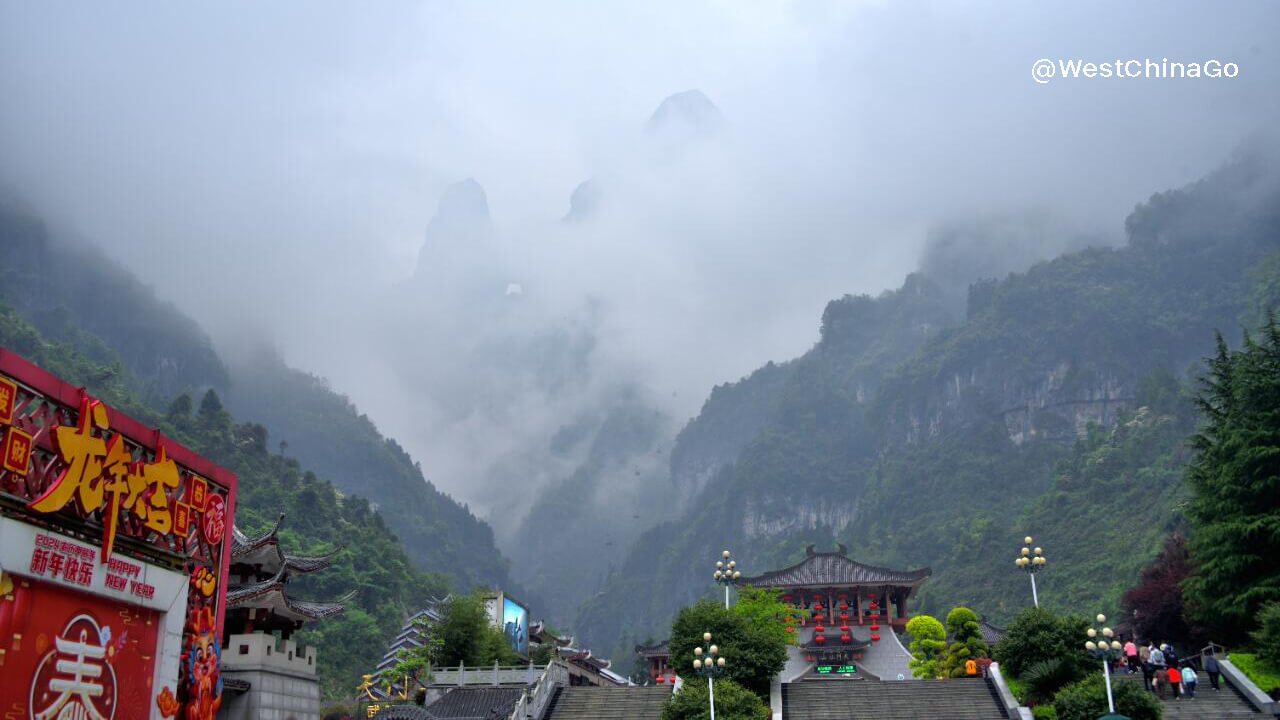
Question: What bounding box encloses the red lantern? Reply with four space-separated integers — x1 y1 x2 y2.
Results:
869 602 878 609
670 676 678 684
783 594 792 602
871 634 881 642
841 634 851 643
840 602 849 610
656 676 665 683
871 624 880 631
838 593 848 600
840 625 850 632
840 614 850 621
815 635 826 644
786 626 795 633
815 625 825 633
812 602 823 610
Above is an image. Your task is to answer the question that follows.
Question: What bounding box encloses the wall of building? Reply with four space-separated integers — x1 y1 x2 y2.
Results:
219 633 321 720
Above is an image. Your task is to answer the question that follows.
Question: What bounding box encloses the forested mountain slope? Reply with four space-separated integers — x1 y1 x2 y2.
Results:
0 200 510 591
225 355 508 588
576 148 1280 672
0 304 446 699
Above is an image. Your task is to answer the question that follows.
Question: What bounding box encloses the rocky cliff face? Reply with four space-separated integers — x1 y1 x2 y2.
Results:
571 150 1280 671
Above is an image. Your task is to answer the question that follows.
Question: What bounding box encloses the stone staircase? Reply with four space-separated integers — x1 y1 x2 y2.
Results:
542 686 671 720
1116 674 1265 719
783 678 1008 719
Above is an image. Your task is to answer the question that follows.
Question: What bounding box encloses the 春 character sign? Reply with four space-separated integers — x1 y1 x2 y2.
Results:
4 578 160 720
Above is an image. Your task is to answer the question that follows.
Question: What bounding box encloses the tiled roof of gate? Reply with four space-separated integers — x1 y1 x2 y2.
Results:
422 687 525 719
739 547 931 588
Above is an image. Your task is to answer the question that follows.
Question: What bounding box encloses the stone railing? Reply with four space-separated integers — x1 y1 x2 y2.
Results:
507 660 570 720
1220 658 1279 715
987 662 1033 719
431 662 548 686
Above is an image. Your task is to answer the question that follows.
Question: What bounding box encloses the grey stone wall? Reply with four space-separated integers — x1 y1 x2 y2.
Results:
218 668 321 720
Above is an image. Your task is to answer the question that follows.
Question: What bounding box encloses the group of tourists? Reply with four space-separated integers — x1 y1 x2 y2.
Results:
1119 640 1222 700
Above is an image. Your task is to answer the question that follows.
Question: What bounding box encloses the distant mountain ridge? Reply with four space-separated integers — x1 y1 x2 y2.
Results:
570 146 1280 671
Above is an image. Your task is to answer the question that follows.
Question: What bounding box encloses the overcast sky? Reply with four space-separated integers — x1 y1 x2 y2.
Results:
2 1 1278 522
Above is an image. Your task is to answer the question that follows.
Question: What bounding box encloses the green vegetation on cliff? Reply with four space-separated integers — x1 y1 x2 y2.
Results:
0 303 448 699
575 148 1280 666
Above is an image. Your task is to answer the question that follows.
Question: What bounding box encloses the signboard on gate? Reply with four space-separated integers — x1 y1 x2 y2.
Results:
6 577 161 719
0 347 237 720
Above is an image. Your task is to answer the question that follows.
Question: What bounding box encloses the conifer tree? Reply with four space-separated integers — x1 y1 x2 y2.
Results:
1185 320 1280 642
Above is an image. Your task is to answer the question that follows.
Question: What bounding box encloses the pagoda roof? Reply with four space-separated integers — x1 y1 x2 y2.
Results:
225 565 355 622
635 640 670 657
558 647 611 671
739 545 931 589
530 621 573 648
231 514 343 576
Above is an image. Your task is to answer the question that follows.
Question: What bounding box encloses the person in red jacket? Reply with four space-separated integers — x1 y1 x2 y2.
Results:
1167 665 1183 699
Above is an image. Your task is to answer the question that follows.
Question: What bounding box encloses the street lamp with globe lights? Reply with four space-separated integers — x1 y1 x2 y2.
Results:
713 550 741 609
1085 613 1126 716
693 632 727 720
1014 536 1047 607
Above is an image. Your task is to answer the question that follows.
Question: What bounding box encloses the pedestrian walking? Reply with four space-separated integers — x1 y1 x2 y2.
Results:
1125 639 1139 671
1204 651 1221 691
1182 664 1198 698
1150 645 1165 669
1167 665 1182 699
1139 643 1151 664
1141 659 1156 692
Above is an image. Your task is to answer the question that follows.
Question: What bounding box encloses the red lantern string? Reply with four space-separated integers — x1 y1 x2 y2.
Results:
871 634 881 642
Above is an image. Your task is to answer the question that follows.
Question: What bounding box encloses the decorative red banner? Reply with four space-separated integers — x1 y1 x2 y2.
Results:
0 577 160 719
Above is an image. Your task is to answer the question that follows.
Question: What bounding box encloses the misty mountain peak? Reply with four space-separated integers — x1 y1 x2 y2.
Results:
646 89 723 141
417 178 492 276
435 178 490 225
563 179 598 222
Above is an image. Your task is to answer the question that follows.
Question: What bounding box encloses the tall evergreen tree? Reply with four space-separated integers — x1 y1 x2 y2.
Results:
1185 321 1280 643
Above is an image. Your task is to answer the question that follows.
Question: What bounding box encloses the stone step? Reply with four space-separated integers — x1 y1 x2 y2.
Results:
783 678 1008 719
1115 672 1264 719
543 686 672 720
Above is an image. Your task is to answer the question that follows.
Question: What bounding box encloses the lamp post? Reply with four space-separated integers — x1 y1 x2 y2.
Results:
693 632 727 720
713 550 741 609
1085 613 1125 715
1014 536 1046 607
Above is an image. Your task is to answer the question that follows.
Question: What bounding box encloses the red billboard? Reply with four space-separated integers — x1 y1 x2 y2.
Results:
0 347 237 720
2 577 160 719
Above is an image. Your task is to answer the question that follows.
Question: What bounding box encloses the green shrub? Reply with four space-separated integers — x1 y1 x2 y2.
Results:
1253 602 1280 666
994 607 1093 679
1019 658 1086 704
1031 705 1058 719
1053 674 1162 720
1229 653 1280 693
942 607 991 677
906 615 948 679
660 677 770 720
